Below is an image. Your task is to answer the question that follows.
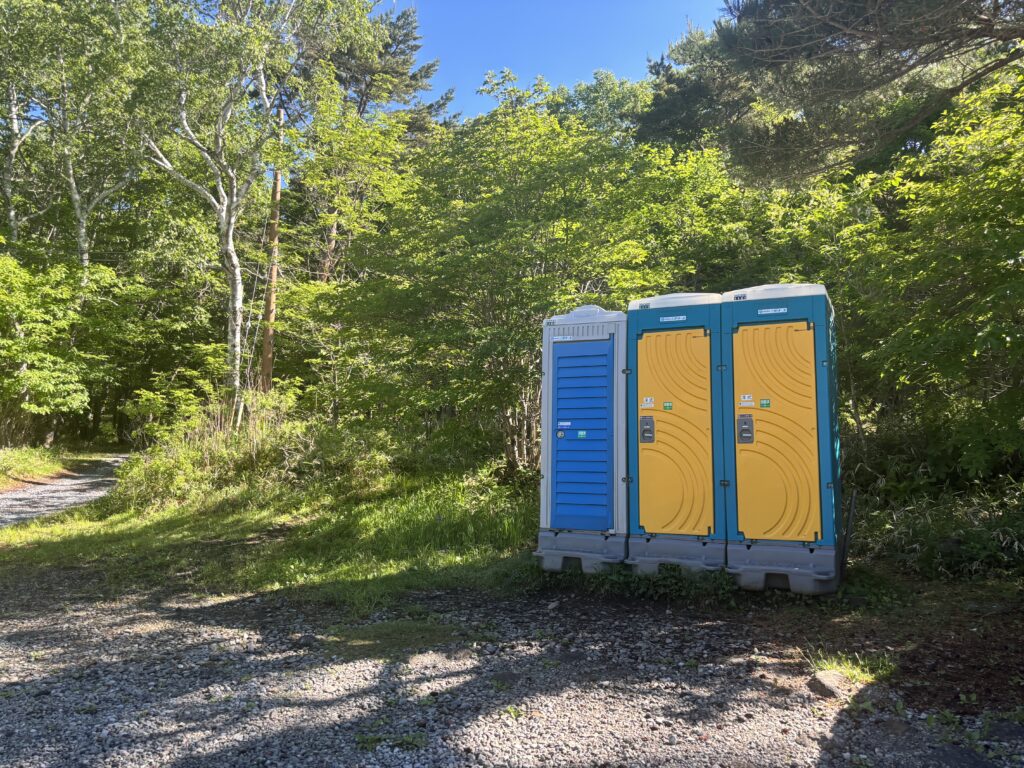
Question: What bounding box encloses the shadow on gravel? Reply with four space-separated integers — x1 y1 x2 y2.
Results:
1 563 1022 767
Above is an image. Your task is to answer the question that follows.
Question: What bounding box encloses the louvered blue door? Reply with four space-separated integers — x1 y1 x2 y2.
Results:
550 337 615 531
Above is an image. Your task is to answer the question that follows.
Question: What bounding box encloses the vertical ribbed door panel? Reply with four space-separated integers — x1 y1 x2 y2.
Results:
536 306 627 573
550 338 615 532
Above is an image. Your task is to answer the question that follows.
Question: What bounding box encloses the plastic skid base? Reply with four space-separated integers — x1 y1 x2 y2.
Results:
534 530 626 574
625 535 725 575
726 542 840 595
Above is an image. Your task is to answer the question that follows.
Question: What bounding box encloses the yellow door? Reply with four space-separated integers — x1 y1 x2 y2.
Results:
733 322 820 541
636 329 715 535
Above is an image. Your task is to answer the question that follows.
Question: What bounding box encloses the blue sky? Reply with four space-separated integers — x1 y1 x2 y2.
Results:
382 1 725 117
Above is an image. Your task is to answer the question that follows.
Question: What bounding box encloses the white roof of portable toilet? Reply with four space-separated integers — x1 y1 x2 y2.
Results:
546 305 626 325
627 292 722 311
722 284 827 301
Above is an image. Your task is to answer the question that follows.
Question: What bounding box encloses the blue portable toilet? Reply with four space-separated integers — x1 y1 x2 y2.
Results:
625 293 727 573
720 284 843 594
536 305 628 572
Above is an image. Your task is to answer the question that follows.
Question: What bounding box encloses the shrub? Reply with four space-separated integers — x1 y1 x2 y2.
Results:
853 480 1024 578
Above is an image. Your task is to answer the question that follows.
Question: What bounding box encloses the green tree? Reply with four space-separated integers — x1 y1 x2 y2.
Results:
550 70 652 142
640 2 1024 176
0 0 59 247
359 74 661 469
41 0 146 281
142 0 371 402
0 255 92 443
867 67 1024 478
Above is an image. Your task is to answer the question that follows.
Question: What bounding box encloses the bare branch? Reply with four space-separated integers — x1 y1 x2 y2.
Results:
86 173 132 215
175 89 226 202
145 136 220 211
11 117 44 154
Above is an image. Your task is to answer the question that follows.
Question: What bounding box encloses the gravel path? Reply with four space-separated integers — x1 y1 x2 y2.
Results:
0 579 1019 768
0 455 126 528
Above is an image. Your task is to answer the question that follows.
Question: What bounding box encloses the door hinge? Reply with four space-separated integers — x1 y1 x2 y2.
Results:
716 364 727 372
622 368 632 375
719 479 730 487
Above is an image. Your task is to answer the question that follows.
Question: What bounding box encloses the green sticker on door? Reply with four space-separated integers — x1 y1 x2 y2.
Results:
576 430 587 439
759 399 771 408
663 402 673 410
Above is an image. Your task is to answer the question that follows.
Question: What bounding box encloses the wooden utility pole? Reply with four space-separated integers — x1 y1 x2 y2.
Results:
259 108 284 393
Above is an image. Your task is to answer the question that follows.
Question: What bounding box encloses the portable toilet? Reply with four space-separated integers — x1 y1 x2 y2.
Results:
625 293 727 573
536 305 628 572
720 284 842 594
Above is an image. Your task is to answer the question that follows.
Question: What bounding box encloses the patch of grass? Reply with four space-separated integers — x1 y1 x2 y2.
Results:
0 447 67 491
354 731 386 751
325 618 459 660
355 728 427 752
0 401 535 612
834 564 907 609
804 648 897 685
388 732 427 750
0 457 538 614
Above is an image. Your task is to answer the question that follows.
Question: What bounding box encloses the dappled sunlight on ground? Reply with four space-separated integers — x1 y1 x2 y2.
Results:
1 570 1021 767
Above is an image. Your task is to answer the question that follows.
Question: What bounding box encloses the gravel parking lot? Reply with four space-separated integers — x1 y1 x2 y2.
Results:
1 575 1020 768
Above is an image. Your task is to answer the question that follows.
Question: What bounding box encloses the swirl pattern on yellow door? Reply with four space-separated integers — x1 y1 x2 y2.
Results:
636 329 714 535
733 321 821 541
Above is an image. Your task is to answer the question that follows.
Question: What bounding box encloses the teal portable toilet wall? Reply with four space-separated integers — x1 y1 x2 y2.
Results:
624 293 727 574
536 305 628 572
719 284 843 595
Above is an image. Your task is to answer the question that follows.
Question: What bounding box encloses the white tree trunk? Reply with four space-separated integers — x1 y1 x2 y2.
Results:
4 83 20 243
220 215 244 396
64 153 90 282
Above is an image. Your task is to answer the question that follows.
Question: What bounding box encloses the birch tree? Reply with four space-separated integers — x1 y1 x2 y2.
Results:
143 0 369 399
0 0 58 247
42 0 145 282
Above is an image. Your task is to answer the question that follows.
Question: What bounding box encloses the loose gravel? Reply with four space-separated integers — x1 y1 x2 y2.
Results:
1 578 1020 768
0 456 125 528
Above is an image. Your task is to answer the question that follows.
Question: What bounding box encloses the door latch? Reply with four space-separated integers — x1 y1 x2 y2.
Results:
737 413 754 443
639 415 655 443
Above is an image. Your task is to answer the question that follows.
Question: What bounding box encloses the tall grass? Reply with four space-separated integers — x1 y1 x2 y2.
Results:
0 394 539 612
853 480 1024 578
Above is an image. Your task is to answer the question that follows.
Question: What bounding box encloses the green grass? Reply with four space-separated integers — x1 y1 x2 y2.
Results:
853 480 1024 579
0 464 539 614
0 447 68 491
326 617 459 660
803 648 897 685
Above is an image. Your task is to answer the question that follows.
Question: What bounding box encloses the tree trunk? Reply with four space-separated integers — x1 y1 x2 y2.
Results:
62 145 92 285
90 393 104 439
221 216 244 398
260 164 281 392
321 217 338 282
74 213 90 280
4 83 18 243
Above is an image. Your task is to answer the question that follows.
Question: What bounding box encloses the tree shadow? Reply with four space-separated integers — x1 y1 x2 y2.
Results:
2 525 1022 766
0 567 989 767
